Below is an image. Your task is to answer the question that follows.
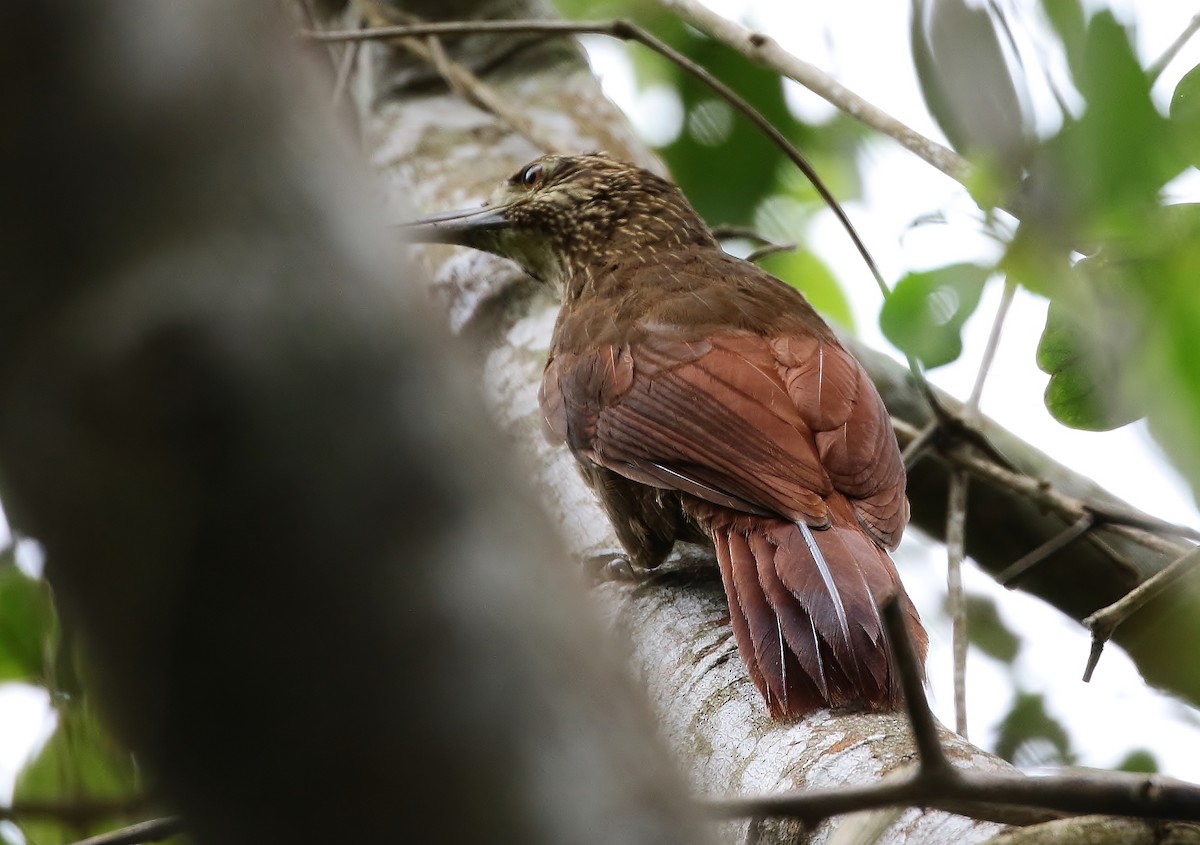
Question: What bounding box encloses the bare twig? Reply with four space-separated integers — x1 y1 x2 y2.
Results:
945 469 970 738
939 278 1018 736
347 11 565 153
1082 545 1200 681
65 818 181 845
331 16 360 106
711 225 798 263
997 514 1095 587
706 596 1200 827
0 800 147 825
744 242 797 263
901 420 941 469
1149 10 1200 82
1082 502 1200 544
890 417 1190 562
966 278 1017 417
711 225 777 243
653 0 970 183
884 597 951 776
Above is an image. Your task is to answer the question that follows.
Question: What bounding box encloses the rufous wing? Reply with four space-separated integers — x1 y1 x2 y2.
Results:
540 329 924 716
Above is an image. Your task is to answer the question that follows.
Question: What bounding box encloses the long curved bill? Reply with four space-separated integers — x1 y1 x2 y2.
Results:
401 205 510 246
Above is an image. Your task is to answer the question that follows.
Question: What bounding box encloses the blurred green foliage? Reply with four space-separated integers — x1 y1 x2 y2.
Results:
0 552 55 686
880 263 989 368
0 544 163 845
15 705 142 845
908 1 1200 502
957 593 1021 664
1116 749 1159 774
995 692 1074 768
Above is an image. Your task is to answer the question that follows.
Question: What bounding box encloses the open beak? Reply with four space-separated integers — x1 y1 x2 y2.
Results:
401 205 511 247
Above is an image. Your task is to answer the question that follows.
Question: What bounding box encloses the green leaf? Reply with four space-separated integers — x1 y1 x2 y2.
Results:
1040 0 1087 82
995 691 1074 767
758 248 854 331
14 704 141 845
1026 12 1180 246
910 0 1030 192
956 593 1020 663
1131 205 1200 500
879 263 989 367
1170 63 1200 170
657 31 814 225
1036 262 1144 431
0 554 57 685
1115 749 1158 774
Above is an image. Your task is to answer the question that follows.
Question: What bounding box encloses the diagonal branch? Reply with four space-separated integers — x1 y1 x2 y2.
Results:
65 818 182 845
1149 10 1200 81
653 0 970 182
1083 545 1200 681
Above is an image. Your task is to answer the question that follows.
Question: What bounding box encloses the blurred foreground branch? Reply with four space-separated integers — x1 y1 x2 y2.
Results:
0 2 700 844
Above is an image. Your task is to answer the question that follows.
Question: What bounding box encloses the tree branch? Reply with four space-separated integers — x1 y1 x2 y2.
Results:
66 818 182 845
653 0 970 182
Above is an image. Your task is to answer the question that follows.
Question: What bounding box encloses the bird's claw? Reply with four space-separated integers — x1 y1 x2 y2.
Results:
584 552 639 584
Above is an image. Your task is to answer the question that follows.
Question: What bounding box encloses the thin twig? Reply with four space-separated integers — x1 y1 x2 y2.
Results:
946 469 970 738
0 800 147 825
710 225 798 263
890 417 1191 562
884 597 951 776
711 225 778 244
65 818 181 845
1082 545 1200 681
653 0 970 183
940 280 1018 726
1149 10 1200 82
1084 502 1200 544
331 16 360 106
966 278 1017 417
901 420 941 469
744 242 797 263
997 514 1094 587
345 12 565 153
709 763 1200 825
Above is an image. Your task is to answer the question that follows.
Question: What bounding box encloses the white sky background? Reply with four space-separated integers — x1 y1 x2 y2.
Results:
2 0 1200 805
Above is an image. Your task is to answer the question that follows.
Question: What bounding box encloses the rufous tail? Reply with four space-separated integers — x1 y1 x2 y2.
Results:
704 503 927 719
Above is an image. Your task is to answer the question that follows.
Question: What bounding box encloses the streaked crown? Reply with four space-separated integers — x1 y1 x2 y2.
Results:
454 154 718 287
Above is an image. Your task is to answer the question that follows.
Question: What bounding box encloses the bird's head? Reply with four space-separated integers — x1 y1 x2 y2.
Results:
406 154 716 289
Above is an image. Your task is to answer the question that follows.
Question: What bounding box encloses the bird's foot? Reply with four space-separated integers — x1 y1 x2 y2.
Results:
584 552 640 585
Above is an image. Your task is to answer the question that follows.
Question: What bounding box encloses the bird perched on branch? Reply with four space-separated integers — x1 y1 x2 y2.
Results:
409 153 927 718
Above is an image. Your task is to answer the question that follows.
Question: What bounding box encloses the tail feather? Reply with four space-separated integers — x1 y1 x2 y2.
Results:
699 498 927 718
722 530 802 714
711 533 769 702
746 531 835 705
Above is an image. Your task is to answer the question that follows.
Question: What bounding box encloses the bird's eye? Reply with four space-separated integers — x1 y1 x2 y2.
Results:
521 163 545 189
